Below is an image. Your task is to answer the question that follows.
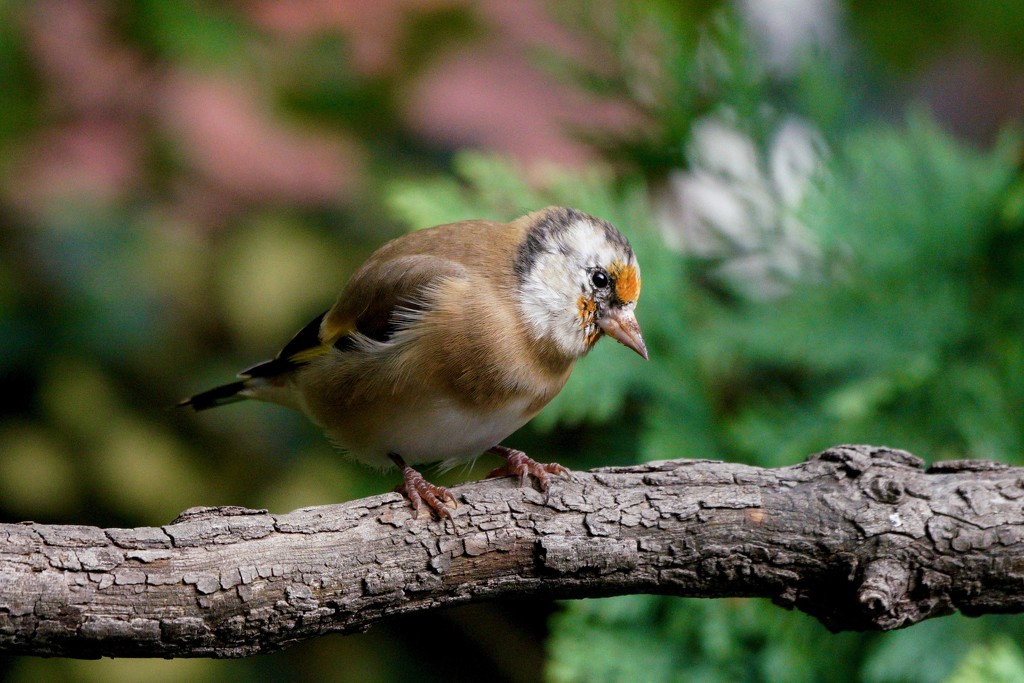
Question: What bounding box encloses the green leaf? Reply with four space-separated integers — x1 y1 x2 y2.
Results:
863 617 980 683
126 0 254 68
944 637 1024 683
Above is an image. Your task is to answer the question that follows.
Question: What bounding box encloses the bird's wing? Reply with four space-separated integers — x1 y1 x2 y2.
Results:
242 254 468 379
323 254 469 347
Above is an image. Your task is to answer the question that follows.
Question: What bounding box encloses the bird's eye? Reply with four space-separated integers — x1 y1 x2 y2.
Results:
591 270 610 289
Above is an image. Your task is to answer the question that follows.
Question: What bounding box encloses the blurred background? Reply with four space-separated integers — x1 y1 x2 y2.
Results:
2 0 1024 681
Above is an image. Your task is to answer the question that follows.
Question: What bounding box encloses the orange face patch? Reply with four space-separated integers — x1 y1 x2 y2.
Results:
609 261 640 304
577 295 601 347
577 295 597 326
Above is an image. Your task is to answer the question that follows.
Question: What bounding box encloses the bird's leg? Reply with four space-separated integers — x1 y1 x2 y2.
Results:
485 445 570 491
389 453 456 519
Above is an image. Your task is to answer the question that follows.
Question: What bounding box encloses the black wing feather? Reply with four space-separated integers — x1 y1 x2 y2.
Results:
242 311 327 378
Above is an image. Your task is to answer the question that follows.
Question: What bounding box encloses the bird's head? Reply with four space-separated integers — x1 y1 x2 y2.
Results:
514 207 647 361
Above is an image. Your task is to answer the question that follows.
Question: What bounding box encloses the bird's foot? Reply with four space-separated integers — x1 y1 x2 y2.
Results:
486 446 570 491
389 454 456 519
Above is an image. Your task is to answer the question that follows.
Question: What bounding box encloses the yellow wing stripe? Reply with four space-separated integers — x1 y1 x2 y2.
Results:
320 316 355 347
288 345 332 363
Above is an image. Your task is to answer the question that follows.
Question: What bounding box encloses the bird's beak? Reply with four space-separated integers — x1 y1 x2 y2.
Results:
598 309 648 360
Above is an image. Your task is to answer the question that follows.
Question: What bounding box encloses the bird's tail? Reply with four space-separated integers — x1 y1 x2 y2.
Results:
177 380 249 411
178 314 324 412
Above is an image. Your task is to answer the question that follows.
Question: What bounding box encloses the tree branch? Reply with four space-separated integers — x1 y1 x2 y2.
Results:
1 444 1022 658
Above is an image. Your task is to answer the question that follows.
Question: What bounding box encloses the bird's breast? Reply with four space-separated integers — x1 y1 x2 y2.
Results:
329 394 539 469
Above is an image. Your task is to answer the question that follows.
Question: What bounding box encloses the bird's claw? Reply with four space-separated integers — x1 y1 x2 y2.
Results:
391 455 456 520
486 447 570 492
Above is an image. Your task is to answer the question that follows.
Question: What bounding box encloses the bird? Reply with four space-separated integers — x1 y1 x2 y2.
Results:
179 206 646 519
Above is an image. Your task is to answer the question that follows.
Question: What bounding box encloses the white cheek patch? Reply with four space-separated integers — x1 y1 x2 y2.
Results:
519 250 583 352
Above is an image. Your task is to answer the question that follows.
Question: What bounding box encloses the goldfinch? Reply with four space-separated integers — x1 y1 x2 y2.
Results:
181 206 646 518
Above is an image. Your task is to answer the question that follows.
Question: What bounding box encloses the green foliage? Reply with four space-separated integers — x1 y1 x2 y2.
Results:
547 596 866 683
0 3 38 162
719 114 1022 463
121 0 257 68
861 617 1024 683
545 2 773 175
944 636 1024 683
850 0 1024 68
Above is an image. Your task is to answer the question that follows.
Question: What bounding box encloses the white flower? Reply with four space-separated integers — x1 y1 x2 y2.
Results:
655 114 827 298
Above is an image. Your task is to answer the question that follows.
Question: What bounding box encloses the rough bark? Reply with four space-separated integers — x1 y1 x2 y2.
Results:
1 444 1022 658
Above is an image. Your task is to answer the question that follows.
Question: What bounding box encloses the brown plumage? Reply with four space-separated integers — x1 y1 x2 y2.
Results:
181 207 646 518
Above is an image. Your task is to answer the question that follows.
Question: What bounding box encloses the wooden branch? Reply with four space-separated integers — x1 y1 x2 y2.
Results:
1 444 1022 658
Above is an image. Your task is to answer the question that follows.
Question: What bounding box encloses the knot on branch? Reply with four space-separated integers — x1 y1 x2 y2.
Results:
863 474 905 504
858 558 911 630
812 445 924 477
